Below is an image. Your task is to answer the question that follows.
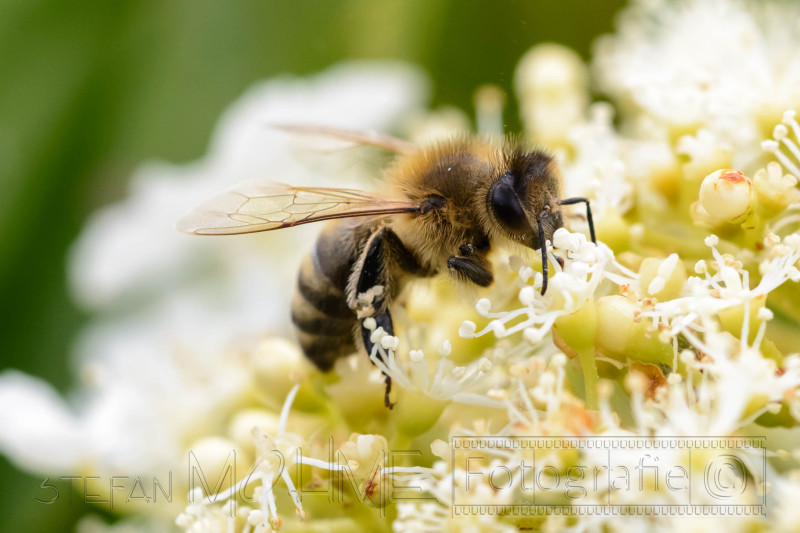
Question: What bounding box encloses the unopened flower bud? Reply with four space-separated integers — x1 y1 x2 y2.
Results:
594 209 631 251
595 296 672 366
252 337 317 410
228 409 281 449
699 169 754 224
553 299 597 353
595 295 635 356
186 436 241 493
514 43 587 143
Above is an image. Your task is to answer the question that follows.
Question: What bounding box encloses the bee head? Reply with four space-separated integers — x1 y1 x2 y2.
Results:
485 150 562 250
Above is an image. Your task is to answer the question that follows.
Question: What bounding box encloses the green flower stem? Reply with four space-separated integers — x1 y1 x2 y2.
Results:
554 301 599 409
577 346 599 410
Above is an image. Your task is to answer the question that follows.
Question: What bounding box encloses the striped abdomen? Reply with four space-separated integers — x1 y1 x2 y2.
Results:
291 221 364 371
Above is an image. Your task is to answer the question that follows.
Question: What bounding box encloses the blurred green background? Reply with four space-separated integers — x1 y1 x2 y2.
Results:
0 0 624 530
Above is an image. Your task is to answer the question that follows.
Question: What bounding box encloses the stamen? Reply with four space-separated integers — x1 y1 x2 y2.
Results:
279 384 299 434
763 139 800 177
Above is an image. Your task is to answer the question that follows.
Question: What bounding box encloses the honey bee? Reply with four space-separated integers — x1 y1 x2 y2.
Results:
177 127 595 407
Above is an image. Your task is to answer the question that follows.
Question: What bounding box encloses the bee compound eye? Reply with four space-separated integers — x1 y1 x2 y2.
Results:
488 179 527 231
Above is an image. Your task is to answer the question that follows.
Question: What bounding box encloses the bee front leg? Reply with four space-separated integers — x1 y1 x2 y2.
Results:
447 244 494 287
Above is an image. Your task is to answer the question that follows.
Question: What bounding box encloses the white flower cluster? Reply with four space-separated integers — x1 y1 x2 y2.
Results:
594 0 800 170
458 229 623 346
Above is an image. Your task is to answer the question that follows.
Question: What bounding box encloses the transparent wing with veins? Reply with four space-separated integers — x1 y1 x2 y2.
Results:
176 181 419 235
270 124 416 154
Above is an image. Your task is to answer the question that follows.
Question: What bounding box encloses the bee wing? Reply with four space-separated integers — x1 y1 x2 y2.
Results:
270 124 417 154
176 181 420 235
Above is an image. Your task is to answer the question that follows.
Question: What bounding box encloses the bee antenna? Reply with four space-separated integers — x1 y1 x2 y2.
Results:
560 197 596 244
536 205 552 295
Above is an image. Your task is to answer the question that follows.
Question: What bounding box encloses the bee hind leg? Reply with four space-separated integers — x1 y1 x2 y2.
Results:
383 374 393 409
360 310 395 409
352 227 402 409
